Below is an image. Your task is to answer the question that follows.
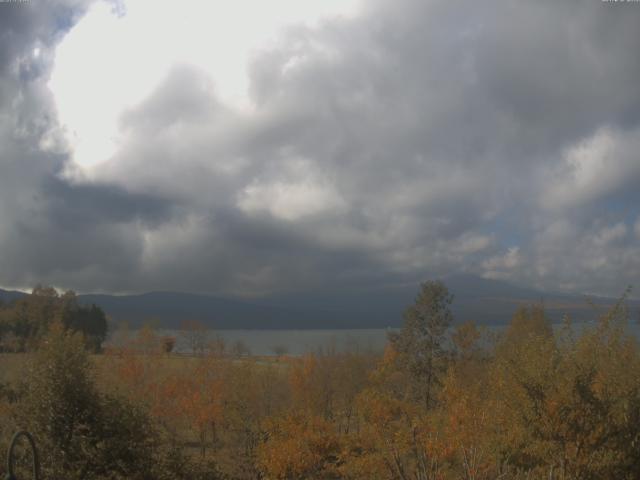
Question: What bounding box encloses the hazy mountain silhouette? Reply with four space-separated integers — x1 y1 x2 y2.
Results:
0 288 27 304
1 275 636 329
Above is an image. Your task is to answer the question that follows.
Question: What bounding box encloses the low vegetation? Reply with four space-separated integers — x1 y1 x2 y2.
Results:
1 282 639 479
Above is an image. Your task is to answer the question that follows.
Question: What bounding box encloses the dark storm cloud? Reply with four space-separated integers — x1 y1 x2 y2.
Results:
42 177 176 229
0 0 173 291
1 0 639 296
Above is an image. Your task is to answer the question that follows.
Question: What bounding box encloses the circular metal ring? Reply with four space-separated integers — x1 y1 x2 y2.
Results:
5 431 39 480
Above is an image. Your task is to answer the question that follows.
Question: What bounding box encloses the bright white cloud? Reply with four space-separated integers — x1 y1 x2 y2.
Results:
238 179 344 221
482 247 522 279
542 127 640 210
451 233 493 255
49 0 362 167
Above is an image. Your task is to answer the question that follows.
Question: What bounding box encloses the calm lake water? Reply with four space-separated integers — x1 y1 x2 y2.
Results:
111 322 640 357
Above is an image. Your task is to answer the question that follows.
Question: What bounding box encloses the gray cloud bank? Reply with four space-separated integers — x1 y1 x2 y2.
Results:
1 0 639 298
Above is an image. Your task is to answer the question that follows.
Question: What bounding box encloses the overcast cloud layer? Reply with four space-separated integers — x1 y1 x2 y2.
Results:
1 0 639 298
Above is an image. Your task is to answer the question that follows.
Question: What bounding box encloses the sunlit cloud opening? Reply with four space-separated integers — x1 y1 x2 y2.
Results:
48 0 362 168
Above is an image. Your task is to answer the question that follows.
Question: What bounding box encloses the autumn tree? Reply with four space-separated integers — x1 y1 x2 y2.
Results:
221 361 290 478
502 303 553 346
134 323 162 355
181 319 209 356
489 298 640 479
451 320 482 360
257 414 341 479
438 348 496 479
289 351 373 431
353 344 444 480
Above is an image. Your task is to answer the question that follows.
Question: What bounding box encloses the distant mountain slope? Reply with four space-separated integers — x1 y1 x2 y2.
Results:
3 276 637 329
80 275 639 329
447 274 637 325
78 291 353 329
0 288 27 304
260 274 638 329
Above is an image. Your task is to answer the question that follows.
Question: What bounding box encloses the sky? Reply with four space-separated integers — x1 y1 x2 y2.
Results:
0 0 639 298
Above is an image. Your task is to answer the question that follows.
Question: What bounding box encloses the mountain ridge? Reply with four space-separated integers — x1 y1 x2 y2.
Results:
1 275 637 329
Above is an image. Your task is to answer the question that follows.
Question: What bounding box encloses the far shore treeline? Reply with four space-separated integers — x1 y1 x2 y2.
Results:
0 285 107 353
1 281 640 479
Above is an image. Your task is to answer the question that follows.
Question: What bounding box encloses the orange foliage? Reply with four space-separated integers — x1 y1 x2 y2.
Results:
257 414 340 479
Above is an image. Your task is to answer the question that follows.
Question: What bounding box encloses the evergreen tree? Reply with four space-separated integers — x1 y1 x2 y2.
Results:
388 280 453 409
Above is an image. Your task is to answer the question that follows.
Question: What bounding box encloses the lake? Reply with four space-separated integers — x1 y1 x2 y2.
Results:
110 321 640 356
